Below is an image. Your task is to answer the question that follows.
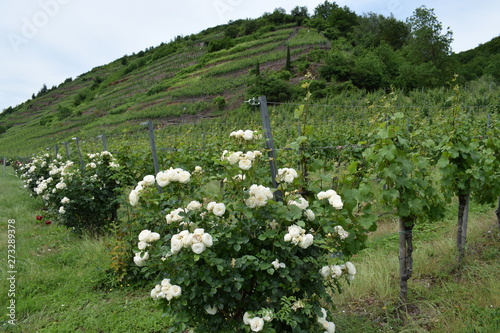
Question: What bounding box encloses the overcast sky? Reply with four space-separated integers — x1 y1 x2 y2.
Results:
1 0 499 112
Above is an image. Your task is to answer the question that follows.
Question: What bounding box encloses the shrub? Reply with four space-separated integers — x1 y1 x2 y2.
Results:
212 96 227 110
73 90 88 106
57 105 73 120
18 151 123 234
123 129 374 332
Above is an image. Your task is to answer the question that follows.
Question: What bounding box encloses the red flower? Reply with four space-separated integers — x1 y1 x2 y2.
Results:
45 221 52 225
36 215 43 220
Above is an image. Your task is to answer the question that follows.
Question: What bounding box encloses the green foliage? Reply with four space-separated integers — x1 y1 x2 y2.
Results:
311 1 358 37
352 51 388 90
363 103 445 221
17 151 123 234
73 90 89 106
37 83 48 97
247 70 299 102
212 96 227 110
285 45 291 72
437 78 486 198
39 114 54 126
119 129 371 332
208 37 235 53
353 13 410 50
57 105 73 121
405 6 453 64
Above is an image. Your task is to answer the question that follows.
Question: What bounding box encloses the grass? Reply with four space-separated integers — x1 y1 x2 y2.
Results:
0 168 171 332
1 167 499 332
332 204 500 332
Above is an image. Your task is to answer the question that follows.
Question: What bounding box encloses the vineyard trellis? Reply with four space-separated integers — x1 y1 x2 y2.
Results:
5 95 500 306
6 99 500 216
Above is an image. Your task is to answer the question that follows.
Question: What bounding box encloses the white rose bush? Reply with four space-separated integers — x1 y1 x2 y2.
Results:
124 129 376 332
18 151 122 234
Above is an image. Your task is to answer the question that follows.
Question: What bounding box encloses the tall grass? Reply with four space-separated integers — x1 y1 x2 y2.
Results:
332 203 500 332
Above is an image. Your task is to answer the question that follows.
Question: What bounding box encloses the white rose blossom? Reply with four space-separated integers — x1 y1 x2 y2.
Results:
230 129 259 141
186 200 202 211
138 229 161 243
334 225 349 240
238 158 252 170
155 171 170 187
151 279 182 301
284 224 314 249
288 196 309 210
129 189 139 206
277 167 298 183
133 251 149 266
142 175 156 186
212 202 226 216
249 317 265 332
206 201 216 211
317 189 343 209
245 184 273 208
177 170 191 183
170 230 213 254
242 129 255 141
227 151 242 165
317 308 336 333
166 208 186 224
138 241 148 250
271 259 286 269
138 229 152 242
321 262 355 282
304 209 315 221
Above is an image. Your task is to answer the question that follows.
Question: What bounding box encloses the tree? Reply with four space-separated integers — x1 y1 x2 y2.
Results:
405 6 453 64
290 6 309 25
318 48 354 82
351 51 387 90
263 7 289 25
312 1 358 37
353 13 409 50
38 83 48 97
379 14 410 50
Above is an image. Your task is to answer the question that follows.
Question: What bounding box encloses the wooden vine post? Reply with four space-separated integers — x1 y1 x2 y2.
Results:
258 95 282 201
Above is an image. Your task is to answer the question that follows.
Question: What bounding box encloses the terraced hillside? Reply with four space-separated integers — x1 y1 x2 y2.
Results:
0 24 329 156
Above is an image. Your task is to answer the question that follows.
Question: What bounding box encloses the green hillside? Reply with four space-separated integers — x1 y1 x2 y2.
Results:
0 24 329 155
0 3 498 157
